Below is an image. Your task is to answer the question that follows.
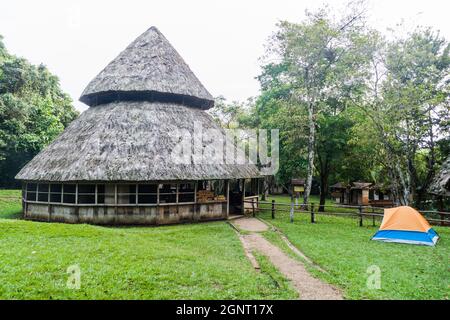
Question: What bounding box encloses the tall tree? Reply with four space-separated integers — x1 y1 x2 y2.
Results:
315 111 354 211
0 35 78 187
359 28 450 206
260 3 374 204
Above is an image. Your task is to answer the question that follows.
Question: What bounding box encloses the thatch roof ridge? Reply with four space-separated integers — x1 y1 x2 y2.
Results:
16 101 260 181
80 26 214 109
428 157 450 196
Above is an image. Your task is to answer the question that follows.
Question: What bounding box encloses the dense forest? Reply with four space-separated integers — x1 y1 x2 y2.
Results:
209 4 450 209
0 35 78 187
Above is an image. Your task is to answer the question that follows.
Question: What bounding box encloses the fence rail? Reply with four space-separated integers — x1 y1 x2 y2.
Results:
244 200 450 227
0 196 22 200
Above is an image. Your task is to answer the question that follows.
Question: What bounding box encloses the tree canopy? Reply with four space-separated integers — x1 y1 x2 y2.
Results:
209 3 450 209
0 35 78 187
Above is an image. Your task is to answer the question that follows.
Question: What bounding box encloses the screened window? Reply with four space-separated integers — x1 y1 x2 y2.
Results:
26 183 37 201
178 182 195 203
244 178 259 197
63 184 76 204
137 184 158 204
179 182 195 193
78 184 96 204
198 180 226 196
50 184 62 203
97 184 105 203
97 184 115 204
117 184 136 204
159 184 177 203
38 183 49 202
178 193 195 202
212 180 226 197
196 180 227 203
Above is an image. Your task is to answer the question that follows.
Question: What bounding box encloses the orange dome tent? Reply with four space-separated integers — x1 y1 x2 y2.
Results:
372 206 439 246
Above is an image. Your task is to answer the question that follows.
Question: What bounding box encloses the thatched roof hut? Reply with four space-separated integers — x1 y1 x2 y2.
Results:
429 157 450 197
16 26 260 225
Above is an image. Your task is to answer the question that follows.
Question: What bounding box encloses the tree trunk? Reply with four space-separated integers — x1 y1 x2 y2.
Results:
260 176 268 201
317 153 329 212
437 196 444 212
303 101 315 205
396 162 410 206
416 109 437 209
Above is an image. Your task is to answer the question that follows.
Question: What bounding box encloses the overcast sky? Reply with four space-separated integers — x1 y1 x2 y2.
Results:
1 0 449 111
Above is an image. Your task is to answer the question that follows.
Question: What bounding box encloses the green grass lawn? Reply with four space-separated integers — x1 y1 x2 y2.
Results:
2 189 448 300
0 189 22 219
0 189 297 299
258 195 450 300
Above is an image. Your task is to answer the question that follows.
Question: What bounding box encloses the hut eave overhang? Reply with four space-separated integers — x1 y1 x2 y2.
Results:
80 90 214 109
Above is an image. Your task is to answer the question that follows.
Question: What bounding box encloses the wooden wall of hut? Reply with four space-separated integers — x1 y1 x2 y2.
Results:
21 181 231 225
21 178 261 225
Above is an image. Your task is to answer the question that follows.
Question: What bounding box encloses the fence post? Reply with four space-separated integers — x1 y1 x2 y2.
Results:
359 205 363 227
290 200 294 223
372 208 375 226
311 203 315 223
271 200 275 219
252 199 255 217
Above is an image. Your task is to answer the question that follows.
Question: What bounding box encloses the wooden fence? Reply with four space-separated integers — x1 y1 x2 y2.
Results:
244 200 450 227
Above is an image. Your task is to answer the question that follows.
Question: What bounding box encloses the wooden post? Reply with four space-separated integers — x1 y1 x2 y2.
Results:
75 183 78 205
257 178 260 198
359 205 363 227
252 198 255 217
271 200 275 219
290 201 294 223
226 180 229 218
290 184 294 223
372 207 375 226
311 202 315 223
242 179 246 215
437 196 444 211
114 183 118 217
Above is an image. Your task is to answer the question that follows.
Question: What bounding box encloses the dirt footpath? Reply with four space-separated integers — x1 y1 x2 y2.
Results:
232 217 343 300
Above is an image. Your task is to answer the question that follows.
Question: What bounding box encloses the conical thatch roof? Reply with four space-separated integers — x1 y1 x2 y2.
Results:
330 182 348 189
428 157 450 196
80 26 214 109
16 27 260 182
16 101 259 181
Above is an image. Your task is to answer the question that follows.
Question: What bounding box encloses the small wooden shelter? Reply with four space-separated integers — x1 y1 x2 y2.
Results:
330 182 393 207
291 178 305 197
368 183 393 207
351 182 372 206
330 182 349 204
16 27 261 225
